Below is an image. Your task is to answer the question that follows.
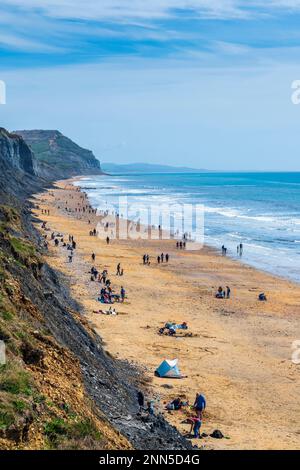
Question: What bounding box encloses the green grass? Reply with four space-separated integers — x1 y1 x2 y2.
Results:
0 409 14 430
0 362 32 396
9 237 36 259
44 417 102 446
12 399 27 413
1 310 14 321
68 418 102 441
44 418 68 442
0 393 31 432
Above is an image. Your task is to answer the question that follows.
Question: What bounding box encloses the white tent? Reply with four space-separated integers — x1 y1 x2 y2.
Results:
155 359 182 378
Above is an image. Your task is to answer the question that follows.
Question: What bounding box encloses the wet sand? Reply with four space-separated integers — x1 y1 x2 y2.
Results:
31 178 300 450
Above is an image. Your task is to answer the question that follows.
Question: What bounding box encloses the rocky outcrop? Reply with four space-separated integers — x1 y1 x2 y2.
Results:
0 128 36 175
0 128 40 202
15 130 103 180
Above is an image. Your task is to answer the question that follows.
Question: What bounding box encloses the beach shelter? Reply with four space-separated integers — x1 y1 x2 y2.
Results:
155 359 181 378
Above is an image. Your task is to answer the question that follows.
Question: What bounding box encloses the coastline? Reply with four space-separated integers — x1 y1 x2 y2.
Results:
74 173 300 286
32 177 300 450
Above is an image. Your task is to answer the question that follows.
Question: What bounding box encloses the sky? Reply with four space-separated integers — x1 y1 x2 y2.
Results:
1 1 300 170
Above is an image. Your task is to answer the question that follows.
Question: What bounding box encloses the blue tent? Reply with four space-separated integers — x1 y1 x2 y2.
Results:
155 359 182 378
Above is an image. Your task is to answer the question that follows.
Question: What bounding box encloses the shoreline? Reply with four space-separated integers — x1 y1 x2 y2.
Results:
31 177 300 450
72 175 300 286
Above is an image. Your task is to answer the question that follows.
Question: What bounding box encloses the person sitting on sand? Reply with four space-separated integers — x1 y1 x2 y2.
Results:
259 293 267 301
165 398 188 411
216 286 225 299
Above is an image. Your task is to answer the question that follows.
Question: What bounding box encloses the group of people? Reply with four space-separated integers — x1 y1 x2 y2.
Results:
222 243 244 257
45 226 77 264
137 391 206 439
185 393 207 439
176 241 186 249
142 254 150 265
164 392 206 439
142 253 170 265
157 253 169 264
159 322 188 336
215 285 231 299
137 391 155 416
98 277 126 304
90 261 126 304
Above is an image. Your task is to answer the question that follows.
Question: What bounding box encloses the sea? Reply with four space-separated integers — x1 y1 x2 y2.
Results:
74 172 300 283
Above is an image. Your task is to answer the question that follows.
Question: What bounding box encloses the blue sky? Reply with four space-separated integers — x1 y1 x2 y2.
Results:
1 1 300 170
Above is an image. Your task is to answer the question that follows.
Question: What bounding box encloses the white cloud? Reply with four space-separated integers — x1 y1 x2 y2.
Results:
2 1 300 24
0 33 63 52
0 1 255 21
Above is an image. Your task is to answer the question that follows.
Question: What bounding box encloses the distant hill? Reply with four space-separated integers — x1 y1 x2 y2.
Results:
101 162 209 174
14 130 103 180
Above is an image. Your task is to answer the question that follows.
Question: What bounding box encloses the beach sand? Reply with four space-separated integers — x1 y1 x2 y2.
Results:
31 178 300 450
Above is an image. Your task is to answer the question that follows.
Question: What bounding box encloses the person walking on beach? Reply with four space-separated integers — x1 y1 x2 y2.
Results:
92 252 96 262
106 236 110 245
120 286 125 302
239 243 243 257
116 263 121 276
166 253 169 263
157 255 160 264
161 253 164 263
68 254 73 263
226 286 231 299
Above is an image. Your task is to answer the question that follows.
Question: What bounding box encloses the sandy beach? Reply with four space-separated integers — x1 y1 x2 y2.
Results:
31 178 300 450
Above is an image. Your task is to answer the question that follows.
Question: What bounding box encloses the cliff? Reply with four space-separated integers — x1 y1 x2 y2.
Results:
0 128 40 202
0 126 191 450
14 130 103 180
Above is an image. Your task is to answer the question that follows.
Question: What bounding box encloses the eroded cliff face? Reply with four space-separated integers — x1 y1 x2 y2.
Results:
0 128 40 202
0 128 36 176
